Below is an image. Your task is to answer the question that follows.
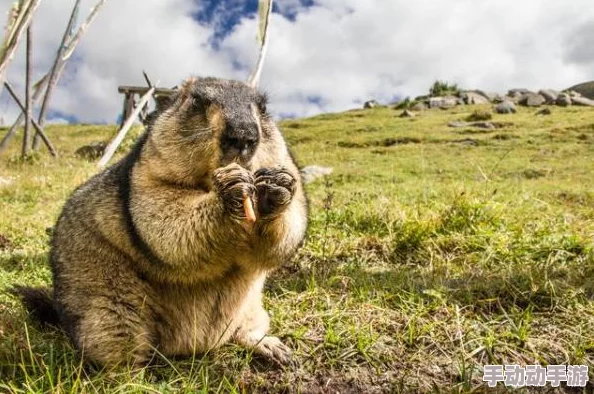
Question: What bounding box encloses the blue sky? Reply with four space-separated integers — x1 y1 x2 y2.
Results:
192 0 317 39
193 0 260 47
1 0 593 125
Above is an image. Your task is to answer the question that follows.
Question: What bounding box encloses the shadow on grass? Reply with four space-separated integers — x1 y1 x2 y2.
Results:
0 252 49 274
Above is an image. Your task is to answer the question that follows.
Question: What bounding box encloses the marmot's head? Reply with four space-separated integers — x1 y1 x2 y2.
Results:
144 77 273 187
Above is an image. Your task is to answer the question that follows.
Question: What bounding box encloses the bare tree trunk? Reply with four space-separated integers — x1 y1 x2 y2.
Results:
33 0 82 150
21 25 32 158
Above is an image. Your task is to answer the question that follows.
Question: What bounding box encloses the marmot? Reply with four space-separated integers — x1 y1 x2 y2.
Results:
12 76 308 367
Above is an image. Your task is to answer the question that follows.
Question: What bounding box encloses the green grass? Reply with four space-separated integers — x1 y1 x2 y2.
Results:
1 104 594 392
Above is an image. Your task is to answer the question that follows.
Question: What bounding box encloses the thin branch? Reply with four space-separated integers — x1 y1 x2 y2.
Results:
98 83 158 168
33 0 82 149
142 70 153 88
247 0 273 88
61 0 108 61
4 82 57 157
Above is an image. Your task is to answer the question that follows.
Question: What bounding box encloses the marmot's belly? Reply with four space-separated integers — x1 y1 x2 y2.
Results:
155 276 261 356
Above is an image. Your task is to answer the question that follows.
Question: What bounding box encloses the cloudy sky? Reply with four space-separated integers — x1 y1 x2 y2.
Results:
0 0 593 124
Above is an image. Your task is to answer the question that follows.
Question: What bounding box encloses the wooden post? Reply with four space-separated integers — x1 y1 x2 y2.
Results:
4 82 57 157
22 25 32 158
119 93 135 129
33 0 82 150
118 93 129 130
98 84 157 168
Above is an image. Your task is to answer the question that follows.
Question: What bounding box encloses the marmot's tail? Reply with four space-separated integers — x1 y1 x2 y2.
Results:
10 286 61 328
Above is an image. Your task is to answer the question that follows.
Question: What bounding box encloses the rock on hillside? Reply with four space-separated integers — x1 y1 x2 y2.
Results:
364 83 594 112
571 96 594 107
538 89 560 104
519 92 546 107
495 101 517 114
459 91 490 105
556 93 572 107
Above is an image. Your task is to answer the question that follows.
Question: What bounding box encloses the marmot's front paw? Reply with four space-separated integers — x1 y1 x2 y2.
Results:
213 163 255 221
254 167 296 218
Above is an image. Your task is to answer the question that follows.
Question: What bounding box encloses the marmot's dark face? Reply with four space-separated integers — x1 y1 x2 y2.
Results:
147 77 272 186
196 78 268 165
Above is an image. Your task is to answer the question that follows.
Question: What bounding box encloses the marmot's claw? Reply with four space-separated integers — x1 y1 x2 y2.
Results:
254 336 294 366
213 163 255 221
254 166 296 217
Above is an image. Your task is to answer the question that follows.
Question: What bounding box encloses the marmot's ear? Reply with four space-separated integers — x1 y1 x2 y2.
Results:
154 93 175 113
143 89 179 127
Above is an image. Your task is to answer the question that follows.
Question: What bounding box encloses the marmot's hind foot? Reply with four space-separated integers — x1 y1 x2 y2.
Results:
251 335 293 366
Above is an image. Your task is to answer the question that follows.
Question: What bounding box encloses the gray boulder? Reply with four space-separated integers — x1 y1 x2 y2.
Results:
410 102 428 111
75 142 107 160
566 90 582 98
484 92 501 102
300 165 333 184
538 89 560 104
571 96 594 106
508 88 532 97
505 95 522 104
519 93 546 107
495 101 517 114
460 91 491 105
428 97 443 108
429 96 458 109
556 93 572 107
491 94 505 103
363 100 379 109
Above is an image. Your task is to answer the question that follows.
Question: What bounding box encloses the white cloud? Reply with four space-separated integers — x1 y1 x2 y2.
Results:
1 0 594 124
228 0 594 115
0 0 242 124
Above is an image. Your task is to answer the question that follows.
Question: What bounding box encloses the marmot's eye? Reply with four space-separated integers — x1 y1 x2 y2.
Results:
191 96 209 113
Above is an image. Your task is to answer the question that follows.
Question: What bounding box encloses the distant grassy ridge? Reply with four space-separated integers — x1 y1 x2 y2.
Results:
568 80 594 99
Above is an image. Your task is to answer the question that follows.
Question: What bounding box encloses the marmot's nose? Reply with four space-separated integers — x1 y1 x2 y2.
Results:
220 128 259 158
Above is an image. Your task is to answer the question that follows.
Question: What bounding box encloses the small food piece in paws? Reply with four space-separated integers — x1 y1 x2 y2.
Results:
243 194 256 223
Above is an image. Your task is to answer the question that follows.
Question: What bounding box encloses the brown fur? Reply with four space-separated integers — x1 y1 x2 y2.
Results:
12 77 308 368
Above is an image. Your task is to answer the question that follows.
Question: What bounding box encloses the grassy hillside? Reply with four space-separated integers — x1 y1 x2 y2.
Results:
568 81 594 99
0 104 593 393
